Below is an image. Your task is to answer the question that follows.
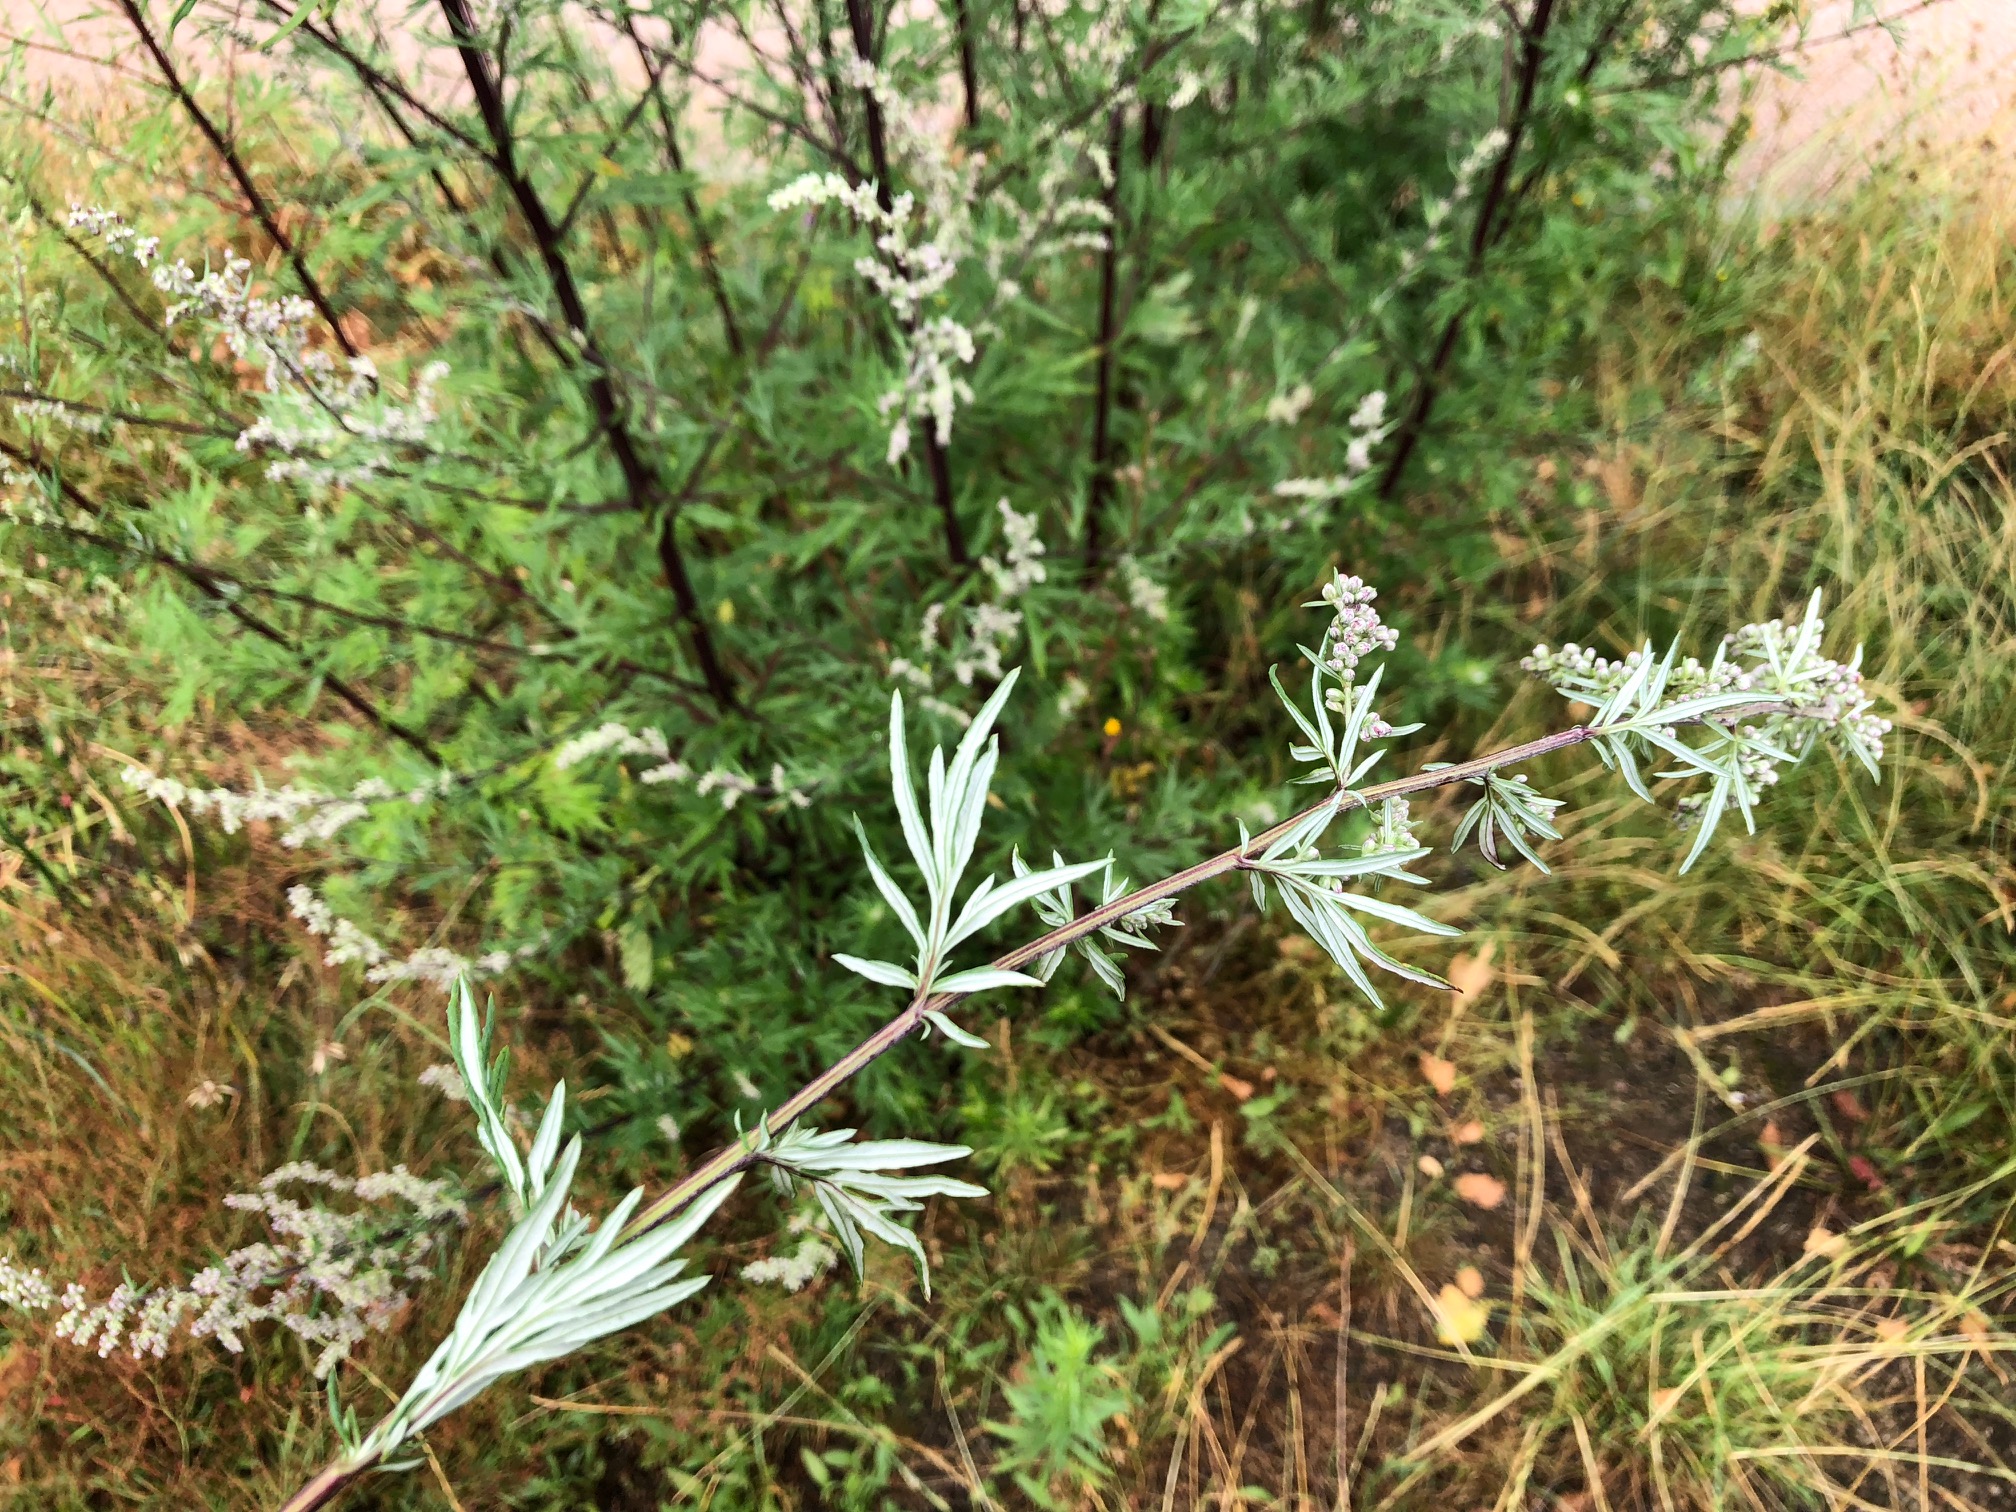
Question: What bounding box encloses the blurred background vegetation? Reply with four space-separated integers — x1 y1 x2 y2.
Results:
0 0 2011 1506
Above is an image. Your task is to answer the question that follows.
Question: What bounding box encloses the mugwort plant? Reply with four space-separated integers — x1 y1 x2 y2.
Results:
236 572 1882 1508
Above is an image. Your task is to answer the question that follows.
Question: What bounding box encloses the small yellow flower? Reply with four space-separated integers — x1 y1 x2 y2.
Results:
1102 717 1122 738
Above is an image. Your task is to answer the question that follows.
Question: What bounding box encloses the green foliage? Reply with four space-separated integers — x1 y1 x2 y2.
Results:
0 0 1771 1157
986 1298 1133 1505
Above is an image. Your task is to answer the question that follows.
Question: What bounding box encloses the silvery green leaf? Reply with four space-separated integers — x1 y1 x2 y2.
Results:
932 966 1044 994
1010 847 1083 930
1329 890 1460 937
886 693 939 902
1277 879 1384 1008
1677 774 1733 874
1258 847 1430 879
1790 588 1825 664
1261 801 1338 862
777 1126 989 1298
1308 653 1337 757
1100 919 1161 952
779 1135 973 1173
1728 761 1759 834
938 671 1018 887
1451 795 1486 851
853 817 926 952
1320 893 1453 990
1270 665 1326 754
923 1012 995 1048
525 1082 568 1207
1601 734 1654 802
831 1186 930 1278
826 1171 988 1203
1333 663 1387 777
925 743 949 862
832 953 919 990
941 738 1001 901
923 1009 992 1048
1596 643 1654 724
813 1183 866 1275
450 980 529 1210
1346 748 1388 785
1633 690 1785 726
1637 727 1725 772
946 856 1108 948
361 1146 741 1462
1493 813 1549 871
1081 945 1128 997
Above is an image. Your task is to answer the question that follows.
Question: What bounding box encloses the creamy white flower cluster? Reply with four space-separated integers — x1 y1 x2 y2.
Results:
550 721 811 809
147 246 317 384
981 147 1113 304
1118 555 1171 623
1428 130 1510 232
769 59 1108 469
120 764 450 848
740 1212 840 1294
892 500 1053 702
772 172 976 466
1272 390 1391 521
11 398 111 437
981 495 1049 598
69 204 450 490
237 357 451 489
1247 122 1514 517
418 1062 469 1100
1 1162 463 1378
552 721 687 784
288 884 540 990
64 204 159 266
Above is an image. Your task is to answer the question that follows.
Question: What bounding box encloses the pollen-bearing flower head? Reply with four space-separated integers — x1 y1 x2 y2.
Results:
1312 571 1398 680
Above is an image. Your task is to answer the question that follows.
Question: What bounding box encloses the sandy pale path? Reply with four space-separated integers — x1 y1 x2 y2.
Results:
1739 0 2016 195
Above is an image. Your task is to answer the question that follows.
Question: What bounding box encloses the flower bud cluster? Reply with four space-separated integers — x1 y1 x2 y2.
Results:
238 359 451 489
1523 602 1891 766
769 59 1108 472
1315 572 1399 683
741 1213 840 1294
11 398 111 437
1361 796 1418 856
1725 611 1891 758
1525 596 1893 842
1118 555 1171 623
64 205 158 266
981 498 1049 598
1520 641 1753 703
